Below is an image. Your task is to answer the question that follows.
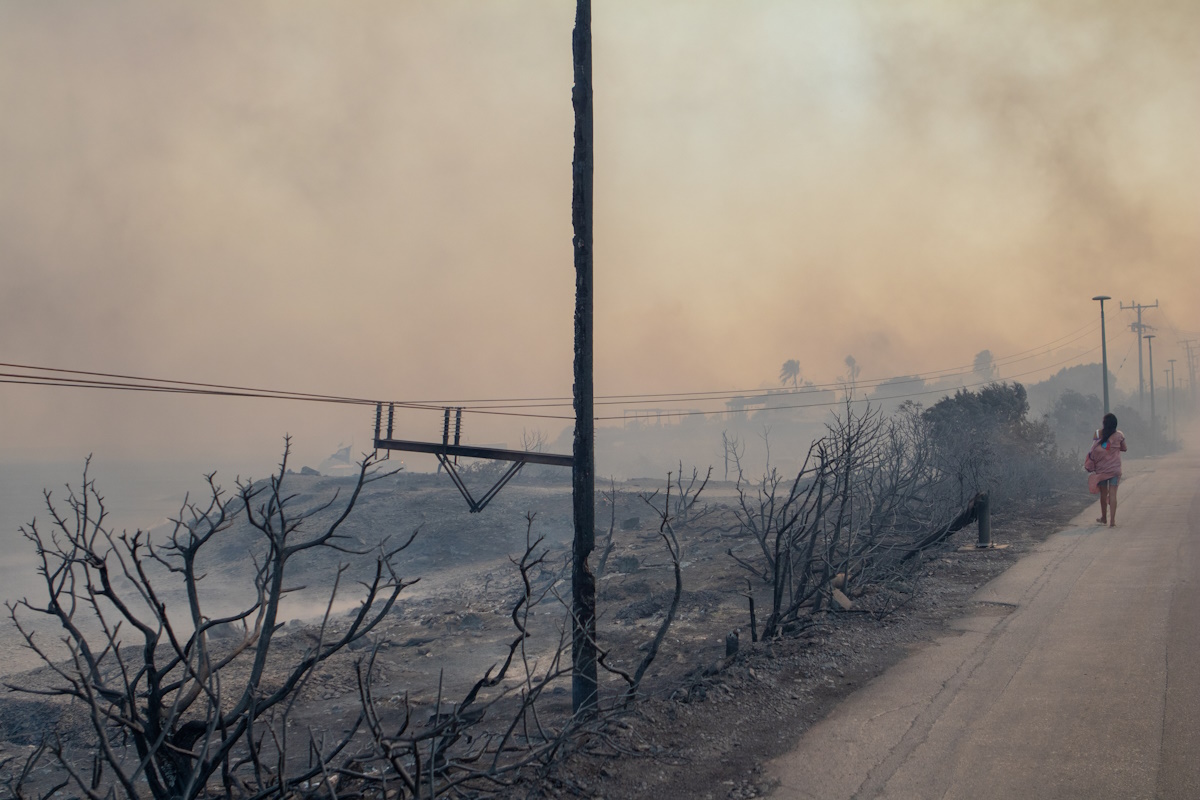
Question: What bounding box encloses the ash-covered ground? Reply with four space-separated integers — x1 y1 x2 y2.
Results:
0 467 1095 798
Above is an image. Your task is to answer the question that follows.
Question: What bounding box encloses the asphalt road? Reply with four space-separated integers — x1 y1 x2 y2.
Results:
767 447 1200 799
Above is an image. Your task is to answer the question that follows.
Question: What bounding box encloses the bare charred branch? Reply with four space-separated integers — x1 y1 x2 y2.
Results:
5 440 417 800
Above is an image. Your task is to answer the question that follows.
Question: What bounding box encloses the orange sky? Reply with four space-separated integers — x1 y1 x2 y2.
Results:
0 1 1196 470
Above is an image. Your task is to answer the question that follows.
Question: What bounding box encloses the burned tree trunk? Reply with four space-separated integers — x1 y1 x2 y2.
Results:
902 491 987 560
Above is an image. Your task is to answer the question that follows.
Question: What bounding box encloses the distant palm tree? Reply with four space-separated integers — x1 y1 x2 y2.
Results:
973 349 996 381
779 359 801 388
843 355 861 398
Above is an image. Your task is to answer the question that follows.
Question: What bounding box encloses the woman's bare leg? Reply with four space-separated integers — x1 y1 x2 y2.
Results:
1108 486 1118 527
1097 484 1109 523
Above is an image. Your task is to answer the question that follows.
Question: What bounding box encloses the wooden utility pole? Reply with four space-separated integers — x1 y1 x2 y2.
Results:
1145 334 1157 454
1168 359 1177 443
1120 299 1158 410
570 0 598 715
1181 340 1197 410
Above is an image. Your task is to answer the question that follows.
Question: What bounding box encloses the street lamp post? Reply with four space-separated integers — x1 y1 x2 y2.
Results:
1145 334 1157 454
1093 295 1112 414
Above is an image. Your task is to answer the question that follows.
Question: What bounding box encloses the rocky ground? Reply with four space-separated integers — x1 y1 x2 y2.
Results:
0 468 1095 798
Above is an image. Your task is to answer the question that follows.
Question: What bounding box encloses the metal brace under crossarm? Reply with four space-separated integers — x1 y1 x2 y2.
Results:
435 453 524 513
372 403 572 513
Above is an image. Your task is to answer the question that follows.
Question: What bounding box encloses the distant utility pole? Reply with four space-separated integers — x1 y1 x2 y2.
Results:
1145 333 1157 454
1181 340 1197 410
1167 359 1176 443
570 0 598 716
1120 299 1158 410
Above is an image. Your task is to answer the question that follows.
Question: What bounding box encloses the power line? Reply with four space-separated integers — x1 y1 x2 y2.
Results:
594 335 1120 421
1112 335 1137 376
0 374 577 420
0 374 383 409
391 319 1102 410
1 320 1115 424
0 361 403 408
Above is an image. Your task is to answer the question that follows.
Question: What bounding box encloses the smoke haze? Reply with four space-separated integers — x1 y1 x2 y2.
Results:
1 0 1196 470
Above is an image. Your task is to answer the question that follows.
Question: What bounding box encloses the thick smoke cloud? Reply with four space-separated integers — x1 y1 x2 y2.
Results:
0 1 1195 467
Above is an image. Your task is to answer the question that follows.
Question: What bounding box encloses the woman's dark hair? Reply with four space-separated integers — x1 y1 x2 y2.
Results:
1100 413 1118 445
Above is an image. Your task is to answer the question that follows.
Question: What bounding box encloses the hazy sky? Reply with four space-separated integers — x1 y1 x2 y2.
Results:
1 0 1197 470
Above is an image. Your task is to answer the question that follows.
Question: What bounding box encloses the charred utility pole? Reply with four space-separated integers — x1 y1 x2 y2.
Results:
1120 299 1158 410
570 0 598 716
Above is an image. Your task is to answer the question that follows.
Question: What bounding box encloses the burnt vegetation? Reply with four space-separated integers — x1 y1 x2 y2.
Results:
5 440 418 799
2 384 1085 799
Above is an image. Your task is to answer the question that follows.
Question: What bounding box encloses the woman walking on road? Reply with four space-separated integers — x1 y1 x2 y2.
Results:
1085 412 1127 527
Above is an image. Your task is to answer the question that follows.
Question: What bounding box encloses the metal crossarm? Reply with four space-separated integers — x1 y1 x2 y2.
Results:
373 403 572 513
372 437 572 467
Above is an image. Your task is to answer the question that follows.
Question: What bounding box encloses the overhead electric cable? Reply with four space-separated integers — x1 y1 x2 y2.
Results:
1 319 1115 425
386 319 1102 409
1 361 398 407
0 373 367 405
594 335 1121 422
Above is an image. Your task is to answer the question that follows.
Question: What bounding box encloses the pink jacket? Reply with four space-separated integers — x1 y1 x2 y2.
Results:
1084 429 1126 494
